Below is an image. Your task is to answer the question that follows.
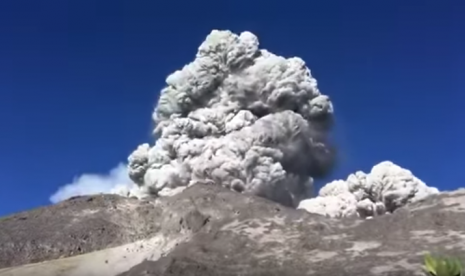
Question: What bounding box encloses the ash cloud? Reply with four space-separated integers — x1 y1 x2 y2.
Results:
50 30 440 217
298 161 440 218
127 30 336 207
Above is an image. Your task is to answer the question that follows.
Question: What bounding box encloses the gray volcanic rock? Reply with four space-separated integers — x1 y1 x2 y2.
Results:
0 194 163 268
117 185 465 276
2 184 465 276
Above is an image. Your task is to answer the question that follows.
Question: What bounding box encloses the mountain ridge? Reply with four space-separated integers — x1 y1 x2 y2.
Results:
1 184 465 275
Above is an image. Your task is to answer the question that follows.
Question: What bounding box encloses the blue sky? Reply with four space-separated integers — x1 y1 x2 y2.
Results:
0 0 463 216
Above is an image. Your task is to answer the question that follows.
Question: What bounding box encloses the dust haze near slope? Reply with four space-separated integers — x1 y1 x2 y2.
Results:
49 164 135 203
127 30 336 207
299 161 440 218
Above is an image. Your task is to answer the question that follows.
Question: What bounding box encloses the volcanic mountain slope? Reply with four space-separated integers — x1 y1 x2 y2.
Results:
1 184 465 276
0 193 167 268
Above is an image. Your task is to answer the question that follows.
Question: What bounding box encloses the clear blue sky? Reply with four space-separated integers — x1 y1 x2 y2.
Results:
0 0 463 216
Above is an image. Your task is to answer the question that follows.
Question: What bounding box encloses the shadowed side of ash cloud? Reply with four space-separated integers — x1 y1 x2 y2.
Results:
116 187 465 276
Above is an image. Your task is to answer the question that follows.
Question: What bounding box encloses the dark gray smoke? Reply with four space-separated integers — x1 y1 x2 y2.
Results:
127 30 335 207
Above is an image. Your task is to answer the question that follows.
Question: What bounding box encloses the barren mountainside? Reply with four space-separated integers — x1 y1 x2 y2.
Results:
1 184 465 276
0 194 163 268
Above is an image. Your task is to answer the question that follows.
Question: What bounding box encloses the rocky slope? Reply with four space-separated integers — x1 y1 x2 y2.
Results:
1 184 465 276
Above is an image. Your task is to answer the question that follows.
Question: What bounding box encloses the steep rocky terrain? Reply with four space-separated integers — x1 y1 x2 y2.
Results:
1 184 465 276
0 194 163 268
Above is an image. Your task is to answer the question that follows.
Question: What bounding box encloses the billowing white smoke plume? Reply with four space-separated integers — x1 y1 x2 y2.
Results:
298 161 439 218
49 163 143 203
127 30 336 207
